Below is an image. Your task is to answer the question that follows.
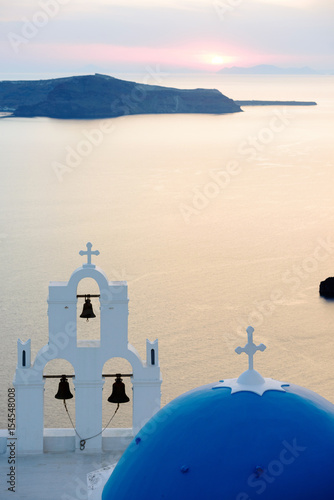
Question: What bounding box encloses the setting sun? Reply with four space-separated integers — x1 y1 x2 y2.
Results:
211 55 225 65
196 50 236 69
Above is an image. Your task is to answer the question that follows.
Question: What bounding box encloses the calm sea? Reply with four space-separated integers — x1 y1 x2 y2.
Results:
0 74 333 428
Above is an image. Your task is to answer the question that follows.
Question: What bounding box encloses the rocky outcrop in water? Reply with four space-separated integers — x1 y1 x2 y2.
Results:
319 277 334 299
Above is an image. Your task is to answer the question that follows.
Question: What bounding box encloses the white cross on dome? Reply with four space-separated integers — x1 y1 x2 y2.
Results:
235 325 266 371
213 326 288 395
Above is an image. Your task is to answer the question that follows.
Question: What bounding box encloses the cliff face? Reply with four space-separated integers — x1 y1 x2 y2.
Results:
0 74 241 119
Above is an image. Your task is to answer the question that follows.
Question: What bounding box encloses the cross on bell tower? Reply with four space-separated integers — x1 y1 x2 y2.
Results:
235 326 266 371
79 242 100 268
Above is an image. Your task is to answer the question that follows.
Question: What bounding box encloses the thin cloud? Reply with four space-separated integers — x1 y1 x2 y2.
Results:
1 0 333 73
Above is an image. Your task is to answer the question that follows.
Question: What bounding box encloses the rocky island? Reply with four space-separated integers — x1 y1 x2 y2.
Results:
319 277 334 299
0 73 241 119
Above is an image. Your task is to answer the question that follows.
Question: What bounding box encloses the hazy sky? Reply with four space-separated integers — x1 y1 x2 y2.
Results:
1 0 333 75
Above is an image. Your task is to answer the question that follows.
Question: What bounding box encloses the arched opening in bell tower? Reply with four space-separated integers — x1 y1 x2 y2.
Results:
76 277 101 345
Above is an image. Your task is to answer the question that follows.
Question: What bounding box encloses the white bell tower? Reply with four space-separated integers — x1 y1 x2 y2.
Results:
13 243 162 454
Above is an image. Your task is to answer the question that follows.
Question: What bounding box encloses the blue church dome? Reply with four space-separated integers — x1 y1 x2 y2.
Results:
103 327 334 500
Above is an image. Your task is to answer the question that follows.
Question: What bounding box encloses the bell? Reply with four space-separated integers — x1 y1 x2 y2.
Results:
55 375 73 400
80 297 96 321
108 374 130 404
